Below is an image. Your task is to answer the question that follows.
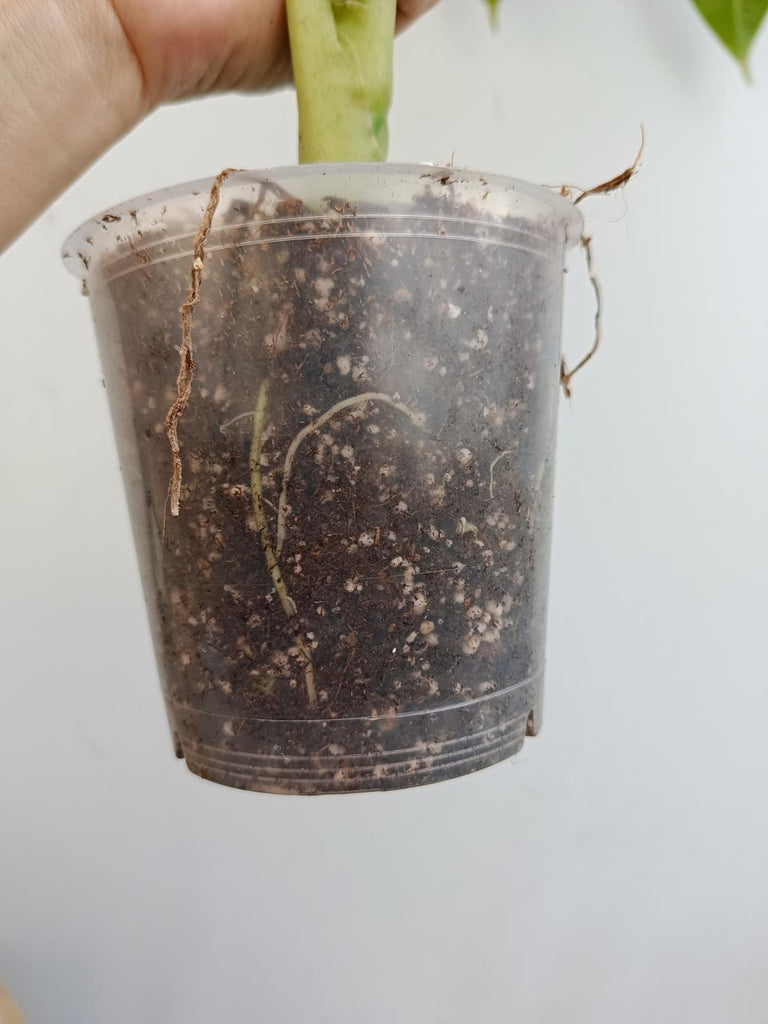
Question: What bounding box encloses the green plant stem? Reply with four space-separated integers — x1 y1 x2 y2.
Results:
286 0 397 162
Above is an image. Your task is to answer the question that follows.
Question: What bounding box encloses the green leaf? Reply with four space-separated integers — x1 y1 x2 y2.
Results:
691 0 768 79
483 0 500 29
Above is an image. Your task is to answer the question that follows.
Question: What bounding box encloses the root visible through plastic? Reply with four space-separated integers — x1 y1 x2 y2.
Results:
276 392 428 556
489 449 513 500
165 167 240 520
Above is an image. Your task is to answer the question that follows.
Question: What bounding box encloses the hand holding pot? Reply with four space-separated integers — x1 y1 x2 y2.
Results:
0 0 439 250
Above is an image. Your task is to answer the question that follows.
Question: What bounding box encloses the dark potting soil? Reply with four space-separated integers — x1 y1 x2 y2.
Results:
101 175 564 791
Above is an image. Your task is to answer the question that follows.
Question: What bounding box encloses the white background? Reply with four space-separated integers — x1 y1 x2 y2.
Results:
2 1 768 1021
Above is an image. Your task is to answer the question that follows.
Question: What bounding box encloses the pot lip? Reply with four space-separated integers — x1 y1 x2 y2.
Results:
62 162 583 280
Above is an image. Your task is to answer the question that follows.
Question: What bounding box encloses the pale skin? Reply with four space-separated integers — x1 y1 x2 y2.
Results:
0 982 23 1024
0 1 438 1015
0 0 438 252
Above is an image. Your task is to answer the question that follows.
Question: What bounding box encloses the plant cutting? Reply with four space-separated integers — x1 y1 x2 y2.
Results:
62 0 765 794
288 0 396 162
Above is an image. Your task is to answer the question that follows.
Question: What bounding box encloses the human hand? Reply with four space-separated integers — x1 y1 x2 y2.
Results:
111 0 439 107
0 0 439 250
0 982 23 1024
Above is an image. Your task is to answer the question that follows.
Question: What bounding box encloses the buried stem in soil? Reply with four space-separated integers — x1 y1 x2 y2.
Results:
249 377 317 707
247 385 429 706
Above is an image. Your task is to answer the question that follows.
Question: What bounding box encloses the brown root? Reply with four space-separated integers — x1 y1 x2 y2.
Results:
554 129 643 397
164 167 241 520
560 235 602 399
551 126 645 206
573 126 645 205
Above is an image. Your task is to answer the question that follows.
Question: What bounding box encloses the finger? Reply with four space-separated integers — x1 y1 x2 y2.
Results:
225 0 440 95
396 0 441 30
0 983 24 1024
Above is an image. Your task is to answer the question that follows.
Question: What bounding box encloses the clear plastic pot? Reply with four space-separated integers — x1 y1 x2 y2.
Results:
64 165 581 794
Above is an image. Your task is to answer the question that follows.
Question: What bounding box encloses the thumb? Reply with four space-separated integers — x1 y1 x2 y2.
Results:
0 984 24 1024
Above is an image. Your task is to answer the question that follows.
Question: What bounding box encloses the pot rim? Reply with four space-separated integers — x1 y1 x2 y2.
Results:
62 162 583 281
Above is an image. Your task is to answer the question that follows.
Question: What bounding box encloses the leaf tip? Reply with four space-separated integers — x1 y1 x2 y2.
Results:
483 0 500 30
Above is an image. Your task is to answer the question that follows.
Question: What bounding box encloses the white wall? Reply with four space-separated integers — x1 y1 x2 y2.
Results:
2 1 768 1021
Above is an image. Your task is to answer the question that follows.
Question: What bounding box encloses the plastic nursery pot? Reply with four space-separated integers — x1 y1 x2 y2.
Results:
64 164 581 794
